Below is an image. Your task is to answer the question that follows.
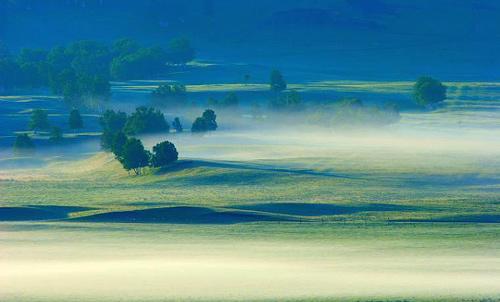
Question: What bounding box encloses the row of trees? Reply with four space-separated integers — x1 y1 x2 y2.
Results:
110 135 179 175
13 108 84 155
0 37 196 108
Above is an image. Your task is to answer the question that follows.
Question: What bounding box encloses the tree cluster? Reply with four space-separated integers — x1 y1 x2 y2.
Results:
151 83 187 107
1 37 196 108
12 108 85 154
191 109 218 133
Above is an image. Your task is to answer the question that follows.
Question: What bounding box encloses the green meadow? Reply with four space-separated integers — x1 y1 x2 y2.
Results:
1 79 499 301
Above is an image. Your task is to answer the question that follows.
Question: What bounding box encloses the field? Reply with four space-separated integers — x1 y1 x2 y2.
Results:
1 69 499 301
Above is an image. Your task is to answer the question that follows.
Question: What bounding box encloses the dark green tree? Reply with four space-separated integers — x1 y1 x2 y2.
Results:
124 106 169 135
191 117 209 133
172 117 183 132
111 131 128 158
151 141 178 167
69 109 83 130
192 109 218 132
202 109 217 130
99 110 128 150
117 137 150 175
29 109 50 132
100 110 128 133
413 77 447 106
270 69 286 92
13 134 35 155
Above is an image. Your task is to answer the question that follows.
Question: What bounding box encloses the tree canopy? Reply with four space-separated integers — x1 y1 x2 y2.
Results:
117 137 150 175
413 76 447 106
192 109 218 132
166 38 195 65
124 106 169 135
151 141 178 167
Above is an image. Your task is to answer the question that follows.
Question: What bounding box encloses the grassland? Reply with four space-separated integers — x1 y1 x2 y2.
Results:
1 79 499 301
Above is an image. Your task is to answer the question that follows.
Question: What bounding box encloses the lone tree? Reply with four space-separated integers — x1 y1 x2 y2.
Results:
202 109 218 130
118 137 150 175
13 134 35 155
270 69 286 93
151 141 178 167
69 109 83 130
29 109 50 132
413 76 447 106
191 109 218 133
172 117 183 132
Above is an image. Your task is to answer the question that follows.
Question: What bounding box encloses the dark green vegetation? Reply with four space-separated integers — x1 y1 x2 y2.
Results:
68 108 84 130
192 109 218 132
28 108 50 131
151 141 179 168
0 37 195 108
151 83 187 107
413 77 447 107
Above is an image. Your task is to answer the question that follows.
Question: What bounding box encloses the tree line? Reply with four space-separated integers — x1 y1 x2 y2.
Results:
0 37 195 109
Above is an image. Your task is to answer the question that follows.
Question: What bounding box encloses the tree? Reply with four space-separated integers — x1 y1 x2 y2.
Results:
172 117 183 132
202 109 217 130
29 109 50 132
69 109 83 130
110 46 167 80
191 117 209 133
413 76 447 106
270 69 286 92
151 83 187 107
124 106 169 135
117 137 150 175
112 38 140 57
191 109 218 132
166 38 195 64
100 110 128 133
13 134 35 155
111 131 128 158
99 110 128 150
49 126 63 143
151 141 178 167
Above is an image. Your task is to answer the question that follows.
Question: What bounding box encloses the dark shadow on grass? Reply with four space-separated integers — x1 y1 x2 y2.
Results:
157 160 354 179
231 202 424 216
0 205 93 221
72 206 303 224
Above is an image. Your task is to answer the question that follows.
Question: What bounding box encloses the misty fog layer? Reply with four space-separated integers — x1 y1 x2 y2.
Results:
1 224 499 301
